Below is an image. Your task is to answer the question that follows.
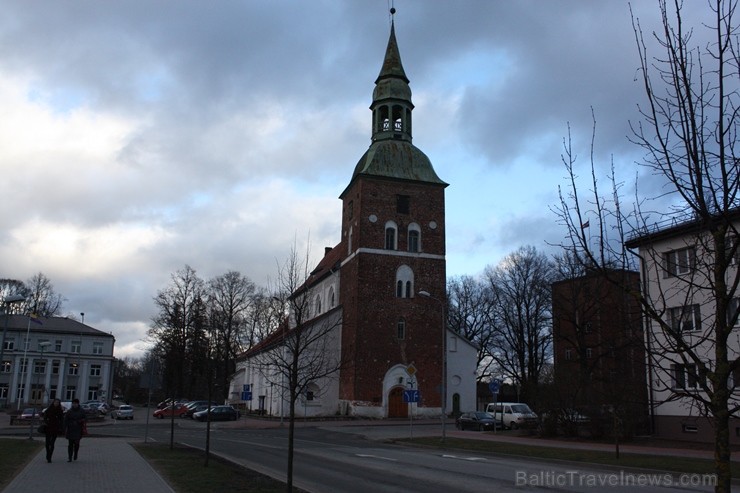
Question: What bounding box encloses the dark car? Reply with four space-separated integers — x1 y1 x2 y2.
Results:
455 411 502 431
193 405 238 422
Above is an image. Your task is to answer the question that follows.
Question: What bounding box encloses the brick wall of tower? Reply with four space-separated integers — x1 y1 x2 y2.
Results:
339 177 446 408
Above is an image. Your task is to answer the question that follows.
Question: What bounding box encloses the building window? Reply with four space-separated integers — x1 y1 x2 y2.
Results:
3 339 14 351
19 358 27 375
65 386 76 400
728 298 740 327
52 360 60 375
668 305 701 333
0 384 7 399
16 383 25 401
672 363 706 389
315 295 322 316
49 387 57 400
30 384 43 402
586 348 593 359
88 386 98 401
449 336 458 352
1 361 11 373
663 247 696 277
37 340 50 351
68 363 79 376
408 223 421 253
54 340 62 352
395 265 414 298
34 360 46 374
385 221 398 250
93 342 103 355
329 287 336 308
90 365 101 377
564 349 572 361
397 318 406 340
396 194 410 214
583 322 593 334
305 383 320 405
71 341 81 353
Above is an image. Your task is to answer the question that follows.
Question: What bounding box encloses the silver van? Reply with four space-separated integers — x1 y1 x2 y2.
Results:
485 402 537 429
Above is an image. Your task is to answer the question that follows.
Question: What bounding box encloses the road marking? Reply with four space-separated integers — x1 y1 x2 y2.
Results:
355 454 398 462
441 454 487 462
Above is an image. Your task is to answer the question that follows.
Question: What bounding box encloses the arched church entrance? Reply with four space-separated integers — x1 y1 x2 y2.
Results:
387 386 408 418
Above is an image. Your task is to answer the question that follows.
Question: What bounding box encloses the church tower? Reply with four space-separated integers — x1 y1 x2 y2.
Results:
338 14 448 417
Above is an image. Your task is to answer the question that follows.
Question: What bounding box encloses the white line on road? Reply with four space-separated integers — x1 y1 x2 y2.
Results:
355 454 398 462
441 454 487 462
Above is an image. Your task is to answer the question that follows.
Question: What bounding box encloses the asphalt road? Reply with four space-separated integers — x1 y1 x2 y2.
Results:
92 416 717 493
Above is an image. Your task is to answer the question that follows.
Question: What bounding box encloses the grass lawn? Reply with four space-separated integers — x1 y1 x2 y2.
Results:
401 436 738 477
0 438 43 490
133 443 305 493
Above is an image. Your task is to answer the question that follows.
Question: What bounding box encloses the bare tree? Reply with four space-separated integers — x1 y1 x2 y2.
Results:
446 275 495 381
484 246 554 405
554 1 740 489
207 271 256 400
253 244 343 492
24 273 64 316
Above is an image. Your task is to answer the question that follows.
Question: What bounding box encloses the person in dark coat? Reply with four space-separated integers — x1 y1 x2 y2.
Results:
63 398 86 462
42 399 65 463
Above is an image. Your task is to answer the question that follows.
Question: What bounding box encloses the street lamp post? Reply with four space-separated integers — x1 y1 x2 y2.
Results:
29 341 51 440
418 290 446 443
0 295 25 408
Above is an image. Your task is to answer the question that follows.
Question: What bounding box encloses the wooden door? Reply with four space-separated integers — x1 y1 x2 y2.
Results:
388 387 408 418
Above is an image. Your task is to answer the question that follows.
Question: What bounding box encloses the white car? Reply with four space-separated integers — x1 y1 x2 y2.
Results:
111 404 134 420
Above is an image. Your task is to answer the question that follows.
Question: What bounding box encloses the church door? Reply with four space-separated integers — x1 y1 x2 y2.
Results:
388 387 408 418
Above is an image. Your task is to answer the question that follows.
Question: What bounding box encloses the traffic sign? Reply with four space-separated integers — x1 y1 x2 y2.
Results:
489 379 501 395
241 391 253 401
403 389 420 403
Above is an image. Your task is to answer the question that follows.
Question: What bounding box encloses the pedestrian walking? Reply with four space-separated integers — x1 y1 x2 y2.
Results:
63 398 86 462
41 399 65 463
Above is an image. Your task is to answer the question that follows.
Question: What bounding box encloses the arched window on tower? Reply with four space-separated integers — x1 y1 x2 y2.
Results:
395 265 414 298
393 105 403 132
315 295 322 316
408 223 421 252
328 286 335 308
348 226 353 255
385 221 398 250
379 105 390 132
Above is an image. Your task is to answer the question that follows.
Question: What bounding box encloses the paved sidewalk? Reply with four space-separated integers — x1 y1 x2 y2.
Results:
2 437 174 493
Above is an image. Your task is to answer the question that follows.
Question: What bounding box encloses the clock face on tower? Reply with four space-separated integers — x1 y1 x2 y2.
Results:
369 214 378 223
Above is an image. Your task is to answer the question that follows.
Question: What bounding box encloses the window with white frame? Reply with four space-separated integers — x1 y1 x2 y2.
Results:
19 358 27 375
1 361 10 373
16 383 25 400
93 342 103 355
54 340 62 352
68 363 79 376
33 360 46 374
71 341 81 353
329 286 335 308
314 295 322 316
385 221 398 250
663 247 696 277
672 363 706 389
52 360 60 375
668 304 701 333
90 364 101 377
407 223 421 253
3 339 13 351
65 386 76 400
0 384 7 399
728 298 740 327
395 265 414 298
88 386 98 401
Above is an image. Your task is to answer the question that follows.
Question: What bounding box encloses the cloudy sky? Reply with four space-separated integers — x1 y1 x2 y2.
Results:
0 1 710 358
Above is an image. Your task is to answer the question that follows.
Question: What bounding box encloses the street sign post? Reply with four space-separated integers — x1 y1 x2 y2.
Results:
403 389 420 403
489 380 501 434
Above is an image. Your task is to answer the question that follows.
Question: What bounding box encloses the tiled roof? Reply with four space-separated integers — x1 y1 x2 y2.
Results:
2 315 114 339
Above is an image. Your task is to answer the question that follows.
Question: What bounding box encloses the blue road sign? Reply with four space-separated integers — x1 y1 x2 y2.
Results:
403 389 420 403
241 391 253 401
243 384 251 392
489 379 501 395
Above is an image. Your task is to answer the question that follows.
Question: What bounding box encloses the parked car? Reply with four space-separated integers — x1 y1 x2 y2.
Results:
455 412 502 431
80 403 103 418
193 405 238 422
153 404 188 419
111 404 134 420
485 402 538 430
19 408 40 420
183 403 214 419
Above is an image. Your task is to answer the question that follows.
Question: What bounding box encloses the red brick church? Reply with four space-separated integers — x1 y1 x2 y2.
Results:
231 14 477 419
